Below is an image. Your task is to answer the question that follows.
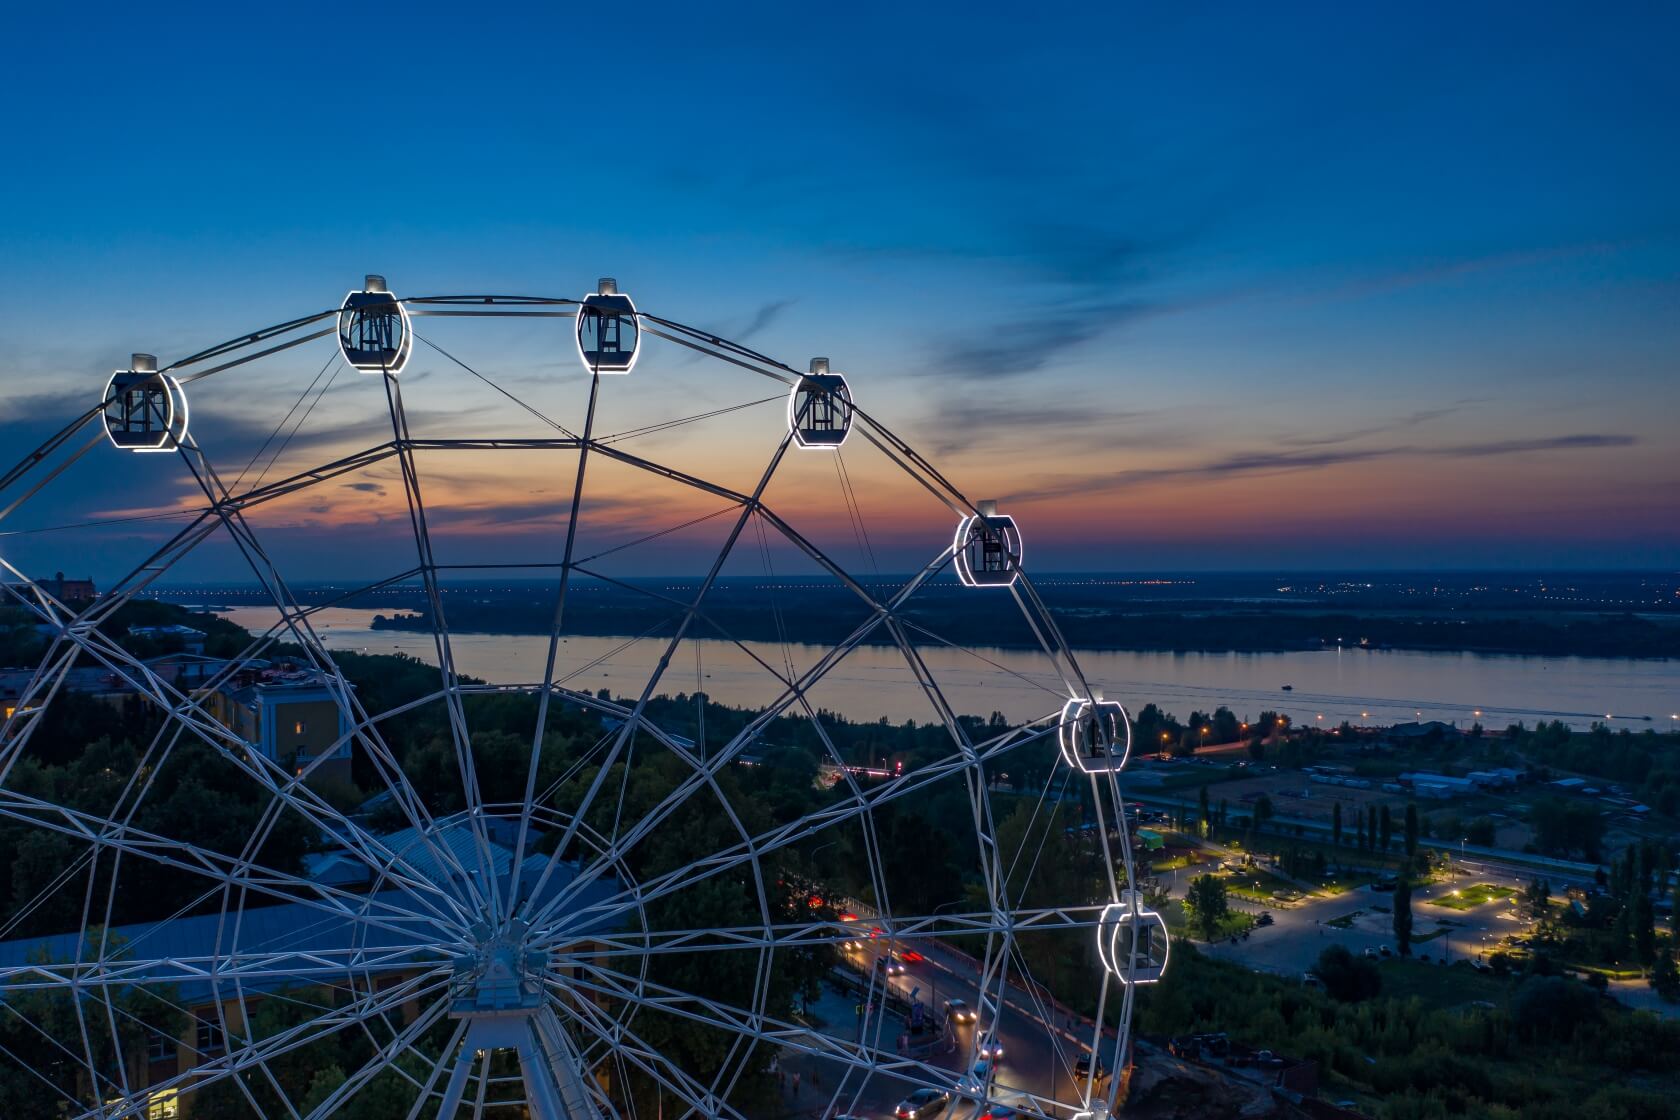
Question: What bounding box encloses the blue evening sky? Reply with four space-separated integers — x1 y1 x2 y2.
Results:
0 2 1675 578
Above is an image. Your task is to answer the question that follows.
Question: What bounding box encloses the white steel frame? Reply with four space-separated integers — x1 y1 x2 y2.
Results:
0 286 1156 1120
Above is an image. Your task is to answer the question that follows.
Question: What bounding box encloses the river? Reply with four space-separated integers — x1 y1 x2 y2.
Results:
219 608 1678 732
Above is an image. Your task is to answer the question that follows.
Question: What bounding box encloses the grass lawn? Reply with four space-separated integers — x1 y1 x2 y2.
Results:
1327 910 1362 929
1377 959 1510 1007
1320 870 1379 895
1223 868 1299 902
1429 883 1516 911
1150 854 1199 873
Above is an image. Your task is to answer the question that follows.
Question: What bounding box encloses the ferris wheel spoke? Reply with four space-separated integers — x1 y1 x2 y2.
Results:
562 962 1066 1120
527 550 959 928
546 903 1104 959
0 789 463 944
166 442 484 916
0 638 78 783
551 992 753 1120
382 375 504 920
512 369 602 910
521 432 796 921
161 442 488 919
297 995 452 1120
75 971 453 1120
0 946 452 993
550 717 1060 936
0 611 470 926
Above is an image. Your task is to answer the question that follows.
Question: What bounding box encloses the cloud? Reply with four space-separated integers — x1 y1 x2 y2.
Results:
1006 431 1638 502
914 398 1159 456
737 300 794 342
1280 405 1468 448
675 300 796 366
343 481 385 495
933 299 1159 378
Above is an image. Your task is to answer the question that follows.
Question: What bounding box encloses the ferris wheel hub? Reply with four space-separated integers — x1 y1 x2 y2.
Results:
451 916 551 1017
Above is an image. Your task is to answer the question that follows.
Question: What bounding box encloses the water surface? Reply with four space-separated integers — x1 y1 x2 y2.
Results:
221 607 1678 731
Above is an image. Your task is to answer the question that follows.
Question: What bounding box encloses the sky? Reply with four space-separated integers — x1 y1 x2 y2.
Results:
0 1 1676 583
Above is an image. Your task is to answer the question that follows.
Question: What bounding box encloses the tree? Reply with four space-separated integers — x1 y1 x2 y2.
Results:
1511 976 1601 1043
1530 797 1605 861
1404 802 1417 873
1379 804 1393 853
1184 874 1230 941
1523 877 1551 919
1652 948 1680 1002
1198 784 1210 839
1393 873 1414 957
1633 892 1657 967
1314 944 1382 1002
1332 802 1343 848
1253 794 1274 834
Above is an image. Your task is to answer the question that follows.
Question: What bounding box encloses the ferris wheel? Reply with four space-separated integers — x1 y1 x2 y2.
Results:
0 276 1167 1120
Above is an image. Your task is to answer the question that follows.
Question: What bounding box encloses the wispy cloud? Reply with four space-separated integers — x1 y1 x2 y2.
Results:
914 398 1161 456
1006 432 1638 502
932 299 1159 378
1279 405 1473 448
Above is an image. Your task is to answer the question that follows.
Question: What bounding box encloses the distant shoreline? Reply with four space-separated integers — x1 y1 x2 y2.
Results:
362 608 1679 661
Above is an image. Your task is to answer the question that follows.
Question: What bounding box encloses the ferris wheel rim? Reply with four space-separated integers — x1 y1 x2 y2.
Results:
0 282 1145 1120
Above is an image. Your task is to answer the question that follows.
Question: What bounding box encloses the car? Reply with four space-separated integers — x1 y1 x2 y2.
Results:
1256 912 1274 927
1302 972 1322 988
979 1109 1020 1120
976 1035 1005 1061
881 955 907 976
944 998 976 1024
1379 945 1393 957
1073 1054 1108 1082
895 1088 952 1119
902 950 926 963
1362 947 1379 960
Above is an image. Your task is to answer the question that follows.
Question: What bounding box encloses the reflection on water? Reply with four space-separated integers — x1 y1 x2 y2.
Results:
221 608 1679 731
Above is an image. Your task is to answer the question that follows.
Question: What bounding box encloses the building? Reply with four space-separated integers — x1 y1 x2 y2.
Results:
204 665 354 783
9 571 98 602
127 624 208 655
1398 772 1477 800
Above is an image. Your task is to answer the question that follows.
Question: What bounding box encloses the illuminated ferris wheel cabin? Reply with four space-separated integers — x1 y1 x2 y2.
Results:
338 274 412 375
576 277 640 374
954 500 1023 587
101 353 188 452
788 357 854 449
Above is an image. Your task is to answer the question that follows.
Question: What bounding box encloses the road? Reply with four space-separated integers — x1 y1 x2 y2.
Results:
769 928 1113 1119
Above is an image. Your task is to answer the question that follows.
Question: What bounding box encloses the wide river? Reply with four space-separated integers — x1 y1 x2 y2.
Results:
221 608 1678 733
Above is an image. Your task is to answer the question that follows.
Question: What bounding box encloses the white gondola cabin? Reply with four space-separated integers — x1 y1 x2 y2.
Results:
102 354 189 453
1058 694 1131 774
1097 892 1170 985
576 277 640 374
953 500 1022 587
338 274 412 375
788 357 854 449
